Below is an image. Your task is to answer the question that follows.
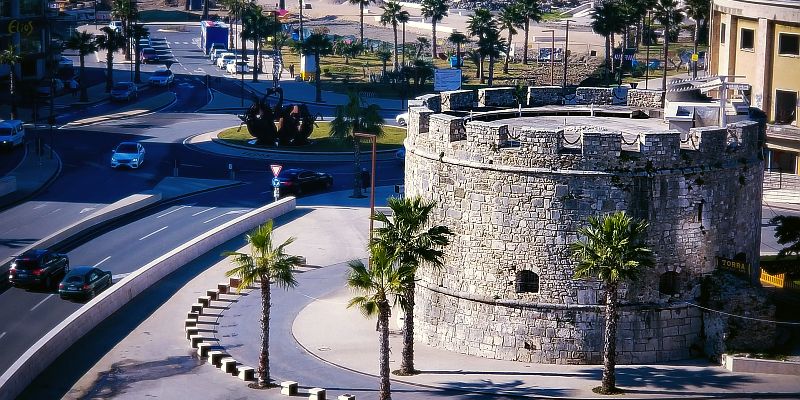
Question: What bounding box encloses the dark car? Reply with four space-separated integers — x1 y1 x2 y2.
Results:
140 47 159 64
276 168 333 195
59 266 112 300
9 249 70 289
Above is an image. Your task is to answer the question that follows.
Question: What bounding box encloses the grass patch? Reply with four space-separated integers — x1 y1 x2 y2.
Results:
217 121 406 152
139 9 202 23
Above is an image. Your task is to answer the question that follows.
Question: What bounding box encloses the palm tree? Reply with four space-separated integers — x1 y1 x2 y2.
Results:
224 220 302 387
129 24 149 84
478 27 506 86
414 36 430 60
111 0 138 61
242 3 276 82
420 0 448 62
96 27 126 92
0 46 22 120
517 0 542 64
370 196 453 376
447 31 468 69
466 49 481 78
329 91 384 196
654 0 683 90
591 1 623 84
380 1 405 72
301 32 333 102
349 0 373 45
467 9 493 82
571 211 653 395
398 10 410 68
65 31 98 102
683 0 708 79
376 48 392 79
498 4 523 74
346 245 408 400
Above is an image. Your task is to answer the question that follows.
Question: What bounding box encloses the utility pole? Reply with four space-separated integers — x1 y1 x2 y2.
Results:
543 29 555 85
562 20 573 92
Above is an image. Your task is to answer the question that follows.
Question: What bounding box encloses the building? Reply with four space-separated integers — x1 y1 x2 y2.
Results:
0 0 54 81
709 0 800 173
404 88 764 364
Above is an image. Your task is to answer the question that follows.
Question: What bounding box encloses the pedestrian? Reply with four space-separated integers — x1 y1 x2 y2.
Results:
361 168 370 189
69 78 79 97
288 64 295 78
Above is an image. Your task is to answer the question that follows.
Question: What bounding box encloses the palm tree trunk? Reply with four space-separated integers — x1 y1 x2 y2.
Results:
241 33 248 62
253 38 259 82
661 22 669 91
601 283 618 393
359 1 364 45
692 20 699 79
258 277 271 386
479 56 485 84
134 43 142 84
400 284 415 374
124 19 131 61
202 0 209 20
523 19 530 64
378 300 392 400
79 56 88 102
604 34 611 85
9 68 17 120
488 54 495 86
431 21 437 61
504 31 512 74
392 25 399 72
402 23 406 68
106 51 114 92
314 52 322 102
456 43 461 69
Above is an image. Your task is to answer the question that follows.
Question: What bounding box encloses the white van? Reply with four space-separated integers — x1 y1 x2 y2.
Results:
0 120 25 148
108 21 123 32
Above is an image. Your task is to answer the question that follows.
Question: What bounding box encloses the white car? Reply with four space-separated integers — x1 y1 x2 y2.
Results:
210 47 227 63
395 112 409 126
226 60 249 74
111 142 146 169
108 21 123 33
216 53 236 69
148 69 174 86
0 120 26 148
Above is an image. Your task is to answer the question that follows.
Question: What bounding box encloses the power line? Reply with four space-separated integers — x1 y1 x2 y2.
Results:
684 302 800 326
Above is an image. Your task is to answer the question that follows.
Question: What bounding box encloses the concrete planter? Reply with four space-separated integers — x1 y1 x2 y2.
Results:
722 354 800 375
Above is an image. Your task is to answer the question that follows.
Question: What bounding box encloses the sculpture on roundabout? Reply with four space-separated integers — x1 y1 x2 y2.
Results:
238 87 316 146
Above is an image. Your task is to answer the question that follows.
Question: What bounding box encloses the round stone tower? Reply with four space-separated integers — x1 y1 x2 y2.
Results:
404 93 763 364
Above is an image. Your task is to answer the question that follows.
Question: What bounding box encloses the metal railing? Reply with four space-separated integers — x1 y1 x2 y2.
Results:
764 167 784 190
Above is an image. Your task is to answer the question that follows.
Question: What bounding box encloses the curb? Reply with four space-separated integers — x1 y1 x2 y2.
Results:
0 144 62 213
62 91 175 128
208 131 399 156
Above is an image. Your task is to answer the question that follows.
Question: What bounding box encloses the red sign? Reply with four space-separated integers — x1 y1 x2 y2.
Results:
270 164 282 177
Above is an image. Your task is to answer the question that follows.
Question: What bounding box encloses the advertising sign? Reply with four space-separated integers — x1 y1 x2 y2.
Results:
716 257 750 277
434 68 462 92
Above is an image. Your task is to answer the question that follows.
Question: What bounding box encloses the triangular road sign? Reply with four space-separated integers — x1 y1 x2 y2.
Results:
270 164 282 177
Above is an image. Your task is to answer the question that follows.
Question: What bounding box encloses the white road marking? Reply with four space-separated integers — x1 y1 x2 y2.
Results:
30 294 54 311
0 332 6 341
112 273 130 281
156 204 192 218
33 203 48 210
80 207 96 214
139 226 168 241
203 210 248 224
179 163 203 168
192 207 216 216
94 256 111 267
47 208 62 215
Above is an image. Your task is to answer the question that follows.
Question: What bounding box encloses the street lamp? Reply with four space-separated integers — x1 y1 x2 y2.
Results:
542 29 555 86
562 19 574 93
645 10 651 90
353 132 377 240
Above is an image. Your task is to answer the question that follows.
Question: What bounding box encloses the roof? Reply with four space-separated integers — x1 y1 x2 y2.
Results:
18 249 48 258
0 120 23 127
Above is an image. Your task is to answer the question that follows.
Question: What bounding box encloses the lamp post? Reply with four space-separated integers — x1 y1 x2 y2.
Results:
353 132 377 240
562 19 574 92
543 29 555 85
645 11 651 90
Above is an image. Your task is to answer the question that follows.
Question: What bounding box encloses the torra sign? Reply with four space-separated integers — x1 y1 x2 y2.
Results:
6 20 35 36
716 256 750 277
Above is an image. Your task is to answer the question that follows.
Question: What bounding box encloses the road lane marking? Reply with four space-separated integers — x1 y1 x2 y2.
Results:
139 226 168 241
156 204 192 218
192 207 216 216
80 207 96 214
203 210 248 224
33 203 48 209
0 332 6 341
112 273 130 281
30 294 54 311
94 256 111 267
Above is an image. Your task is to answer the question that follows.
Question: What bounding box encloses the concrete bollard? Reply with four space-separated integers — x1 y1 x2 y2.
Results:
206 289 219 301
229 277 242 289
208 350 229 367
281 381 298 396
220 358 238 374
196 342 213 357
189 335 205 348
185 327 199 339
190 303 203 315
184 318 197 328
198 296 212 308
237 365 256 381
308 388 326 400
217 282 229 294
337 395 356 400
187 311 199 320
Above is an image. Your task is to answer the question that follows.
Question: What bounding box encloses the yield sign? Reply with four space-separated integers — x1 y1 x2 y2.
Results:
270 164 282 177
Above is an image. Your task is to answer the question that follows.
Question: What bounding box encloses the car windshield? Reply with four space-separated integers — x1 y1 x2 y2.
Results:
116 144 138 153
153 70 171 76
13 259 40 270
112 84 129 90
0 128 13 136
65 275 84 283
142 49 156 54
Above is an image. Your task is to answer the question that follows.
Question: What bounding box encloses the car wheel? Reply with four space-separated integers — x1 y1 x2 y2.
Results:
398 118 406 126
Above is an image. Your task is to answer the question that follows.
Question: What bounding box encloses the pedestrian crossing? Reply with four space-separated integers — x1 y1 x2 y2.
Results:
167 41 193 45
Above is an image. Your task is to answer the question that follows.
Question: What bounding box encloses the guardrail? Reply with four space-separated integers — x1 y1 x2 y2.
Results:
0 197 296 400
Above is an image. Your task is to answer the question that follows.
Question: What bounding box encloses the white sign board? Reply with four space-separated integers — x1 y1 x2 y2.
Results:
434 68 462 92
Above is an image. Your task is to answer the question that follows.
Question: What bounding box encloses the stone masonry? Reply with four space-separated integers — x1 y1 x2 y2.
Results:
628 89 666 109
404 102 764 365
441 89 475 111
527 86 563 106
478 87 517 108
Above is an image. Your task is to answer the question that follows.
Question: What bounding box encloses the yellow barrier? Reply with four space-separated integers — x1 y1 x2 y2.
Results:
760 270 785 288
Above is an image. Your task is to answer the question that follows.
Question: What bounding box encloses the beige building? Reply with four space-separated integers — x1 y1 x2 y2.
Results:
709 0 800 172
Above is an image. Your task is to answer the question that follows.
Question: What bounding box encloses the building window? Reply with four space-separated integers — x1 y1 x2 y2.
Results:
740 28 755 51
720 23 726 44
658 271 680 295
515 270 539 293
779 33 800 56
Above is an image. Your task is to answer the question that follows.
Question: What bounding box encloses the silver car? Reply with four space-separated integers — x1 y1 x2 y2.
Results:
110 82 138 102
111 142 146 169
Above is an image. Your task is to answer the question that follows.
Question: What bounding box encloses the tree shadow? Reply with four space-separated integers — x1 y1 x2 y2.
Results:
435 378 573 398
78 356 204 400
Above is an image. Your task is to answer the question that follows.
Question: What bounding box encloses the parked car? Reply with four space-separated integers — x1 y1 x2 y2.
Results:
58 56 73 68
210 47 229 63
395 112 409 126
216 53 236 69
59 266 112 300
138 37 150 48
148 69 174 86
209 43 226 58
8 249 70 289
0 119 26 148
108 20 123 32
36 79 64 97
226 59 249 74
110 82 138 102
140 47 159 64
276 168 333 196
111 141 146 169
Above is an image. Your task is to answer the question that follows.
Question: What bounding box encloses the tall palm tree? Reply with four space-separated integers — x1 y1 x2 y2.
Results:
301 32 333 102
683 0 709 79
111 0 138 61
370 196 453 376
448 31 468 69
571 211 653 395
478 27 506 86
242 3 276 82
65 31 98 102
225 220 302 387
347 245 408 400
376 48 391 78
398 9 410 68
380 1 405 72
654 0 683 90
0 45 22 120
96 27 126 92
517 0 542 64
329 91 384 196
467 9 493 83
591 1 623 84
129 24 149 84
414 36 430 60
498 4 523 74
420 0 448 62
349 0 373 45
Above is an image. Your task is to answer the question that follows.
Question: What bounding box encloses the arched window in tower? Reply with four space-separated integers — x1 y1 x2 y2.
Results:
658 271 680 295
515 270 539 293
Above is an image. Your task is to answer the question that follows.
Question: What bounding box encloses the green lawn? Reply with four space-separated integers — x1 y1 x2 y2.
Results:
218 121 406 152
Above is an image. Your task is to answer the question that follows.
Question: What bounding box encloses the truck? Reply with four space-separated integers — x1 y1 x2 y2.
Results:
200 20 229 55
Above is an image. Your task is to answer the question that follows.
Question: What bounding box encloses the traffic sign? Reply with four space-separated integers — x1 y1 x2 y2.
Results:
273 188 280 201
272 177 281 188
691 53 699 62
270 164 282 177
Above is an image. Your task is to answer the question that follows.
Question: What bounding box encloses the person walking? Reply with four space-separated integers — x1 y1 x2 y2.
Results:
70 78 79 97
288 64 295 78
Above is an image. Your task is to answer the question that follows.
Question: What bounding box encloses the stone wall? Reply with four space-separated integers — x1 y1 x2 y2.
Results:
628 89 665 108
527 86 563 106
441 89 475 111
478 87 517 108
404 106 764 364
575 87 615 105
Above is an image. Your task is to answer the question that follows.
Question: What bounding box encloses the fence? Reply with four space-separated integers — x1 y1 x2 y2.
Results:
760 270 800 291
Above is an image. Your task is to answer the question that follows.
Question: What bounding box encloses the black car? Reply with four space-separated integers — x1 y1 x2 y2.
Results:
9 249 70 289
59 266 112 300
276 168 333 195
